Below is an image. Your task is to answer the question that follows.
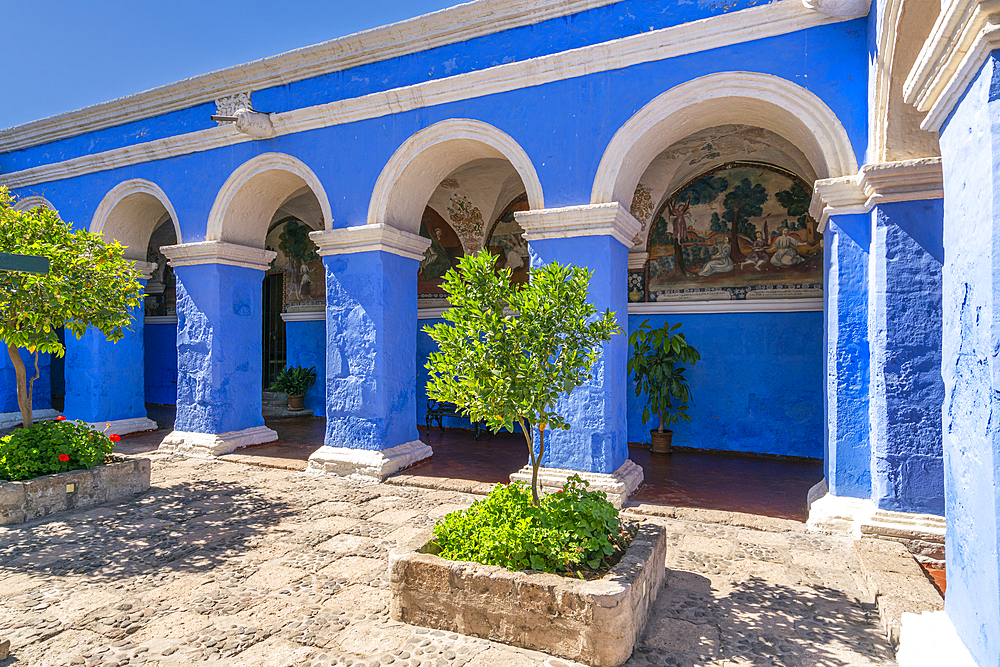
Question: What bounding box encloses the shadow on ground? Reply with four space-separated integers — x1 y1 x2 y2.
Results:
0 478 297 582
628 571 891 667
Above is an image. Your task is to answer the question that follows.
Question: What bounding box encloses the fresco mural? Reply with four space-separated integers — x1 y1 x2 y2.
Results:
144 219 177 317
265 217 325 311
418 206 464 302
485 194 530 285
642 162 822 302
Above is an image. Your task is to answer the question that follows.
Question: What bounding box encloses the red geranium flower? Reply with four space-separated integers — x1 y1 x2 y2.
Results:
58 454 69 462
56 415 66 421
110 434 121 443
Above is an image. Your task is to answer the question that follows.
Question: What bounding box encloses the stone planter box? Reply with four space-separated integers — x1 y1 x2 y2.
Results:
389 521 666 667
0 459 151 526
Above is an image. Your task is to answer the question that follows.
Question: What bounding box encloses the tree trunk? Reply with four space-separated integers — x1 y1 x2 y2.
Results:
7 344 32 428
519 419 540 506
728 210 747 263
531 427 546 507
669 237 694 279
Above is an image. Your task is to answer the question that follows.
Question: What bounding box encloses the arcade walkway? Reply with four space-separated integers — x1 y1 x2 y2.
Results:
123 406 823 522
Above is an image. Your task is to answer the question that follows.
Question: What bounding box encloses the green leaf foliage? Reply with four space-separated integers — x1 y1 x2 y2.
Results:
0 420 115 481
0 188 145 356
422 250 622 504
431 475 629 576
627 319 701 431
268 365 318 396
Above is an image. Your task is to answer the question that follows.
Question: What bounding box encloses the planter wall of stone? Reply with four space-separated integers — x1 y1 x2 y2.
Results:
389 522 667 667
0 459 151 526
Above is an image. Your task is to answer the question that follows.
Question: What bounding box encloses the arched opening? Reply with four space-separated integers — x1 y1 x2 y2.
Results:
208 155 330 421
593 74 855 519
65 179 181 433
368 120 542 483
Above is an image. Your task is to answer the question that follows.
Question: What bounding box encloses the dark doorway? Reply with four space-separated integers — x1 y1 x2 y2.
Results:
262 272 286 389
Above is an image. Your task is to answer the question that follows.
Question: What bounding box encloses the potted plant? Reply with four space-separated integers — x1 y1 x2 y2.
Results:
628 319 700 453
268 365 317 410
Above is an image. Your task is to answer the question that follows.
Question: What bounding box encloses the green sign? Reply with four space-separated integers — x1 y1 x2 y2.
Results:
0 252 49 274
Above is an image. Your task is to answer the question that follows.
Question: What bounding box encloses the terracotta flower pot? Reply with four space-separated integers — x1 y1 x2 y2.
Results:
287 395 305 411
650 429 673 454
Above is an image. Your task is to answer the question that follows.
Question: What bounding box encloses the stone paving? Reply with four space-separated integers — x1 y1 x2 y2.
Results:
0 454 898 667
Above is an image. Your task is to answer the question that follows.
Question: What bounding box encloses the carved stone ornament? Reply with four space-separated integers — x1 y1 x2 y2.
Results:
801 0 869 18
233 109 275 139
214 92 252 120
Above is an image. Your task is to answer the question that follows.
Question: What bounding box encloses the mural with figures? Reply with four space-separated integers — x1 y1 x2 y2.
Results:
485 194 530 285
640 162 822 302
265 218 325 310
418 206 465 300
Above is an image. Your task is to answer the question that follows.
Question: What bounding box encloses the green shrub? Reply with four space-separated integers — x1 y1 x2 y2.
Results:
431 475 629 575
0 419 115 481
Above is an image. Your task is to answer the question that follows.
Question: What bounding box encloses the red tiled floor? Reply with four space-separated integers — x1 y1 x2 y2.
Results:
125 406 823 521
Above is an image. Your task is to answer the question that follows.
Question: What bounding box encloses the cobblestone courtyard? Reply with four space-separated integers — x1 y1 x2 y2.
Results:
1 454 897 667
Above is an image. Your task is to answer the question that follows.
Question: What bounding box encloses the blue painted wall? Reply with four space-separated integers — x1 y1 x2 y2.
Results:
64 302 146 424
627 312 824 458
285 320 326 413
867 200 944 515
173 264 266 434
824 215 872 498
324 251 419 451
937 49 1000 667
0 348 52 413
144 323 177 405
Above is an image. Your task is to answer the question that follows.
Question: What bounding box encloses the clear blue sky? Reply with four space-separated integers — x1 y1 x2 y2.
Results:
1 0 462 131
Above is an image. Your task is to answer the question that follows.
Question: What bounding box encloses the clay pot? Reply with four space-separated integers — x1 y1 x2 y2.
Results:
287 395 305 411
650 429 673 454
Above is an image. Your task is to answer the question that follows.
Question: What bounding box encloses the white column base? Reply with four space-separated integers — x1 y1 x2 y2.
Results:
807 490 946 565
87 416 159 436
157 425 278 458
509 459 644 509
306 440 433 481
896 611 978 667
0 408 61 429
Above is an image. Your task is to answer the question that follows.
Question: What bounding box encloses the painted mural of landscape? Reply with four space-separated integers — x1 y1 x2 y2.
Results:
266 217 325 310
643 162 822 302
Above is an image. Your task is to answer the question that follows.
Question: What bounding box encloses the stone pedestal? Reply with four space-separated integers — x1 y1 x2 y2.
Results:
157 242 277 456
509 459 643 509
64 261 158 435
306 224 432 476
867 200 944 515
515 203 641 476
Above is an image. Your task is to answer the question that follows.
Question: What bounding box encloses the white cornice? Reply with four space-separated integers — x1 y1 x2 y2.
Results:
0 0 622 153
310 224 431 261
417 308 449 320
801 0 870 18
161 241 276 271
904 0 1000 131
627 252 649 271
0 0 857 190
145 315 178 325
134 260 157 280
281 310 325 322
628 298 823 314
809 157 944 230
515 203 642 247
12 195 55 211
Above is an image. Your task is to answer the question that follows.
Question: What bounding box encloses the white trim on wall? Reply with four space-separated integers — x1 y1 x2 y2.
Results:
281 311 325 322
0 0 860 191
417 308 449 320
12 195 55 211
145 315 178 324
628 298 823 314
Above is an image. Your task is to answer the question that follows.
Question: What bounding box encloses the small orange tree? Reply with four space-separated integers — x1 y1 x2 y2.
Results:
424 250 621 505
0 188 145 427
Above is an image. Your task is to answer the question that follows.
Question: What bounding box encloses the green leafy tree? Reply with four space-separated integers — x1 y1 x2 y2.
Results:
0 188 145 427
775 182 814 240
722 178 768 263
277 218 320 295
424 251 621 505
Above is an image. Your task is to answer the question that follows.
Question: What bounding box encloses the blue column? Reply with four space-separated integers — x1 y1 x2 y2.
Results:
322 250 418 451
823 215 872 500
158 242 277 456
936 49 1000 667
867 200 944 515
63 273 155 434
517 204 638 478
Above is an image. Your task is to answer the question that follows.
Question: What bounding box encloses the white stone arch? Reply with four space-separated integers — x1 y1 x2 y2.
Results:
13 195 56 212
591 72 859 208
91 179 181 260
207 152 334 248
368 119 544 234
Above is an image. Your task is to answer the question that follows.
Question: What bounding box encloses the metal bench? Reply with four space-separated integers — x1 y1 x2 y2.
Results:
425 399 482 440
